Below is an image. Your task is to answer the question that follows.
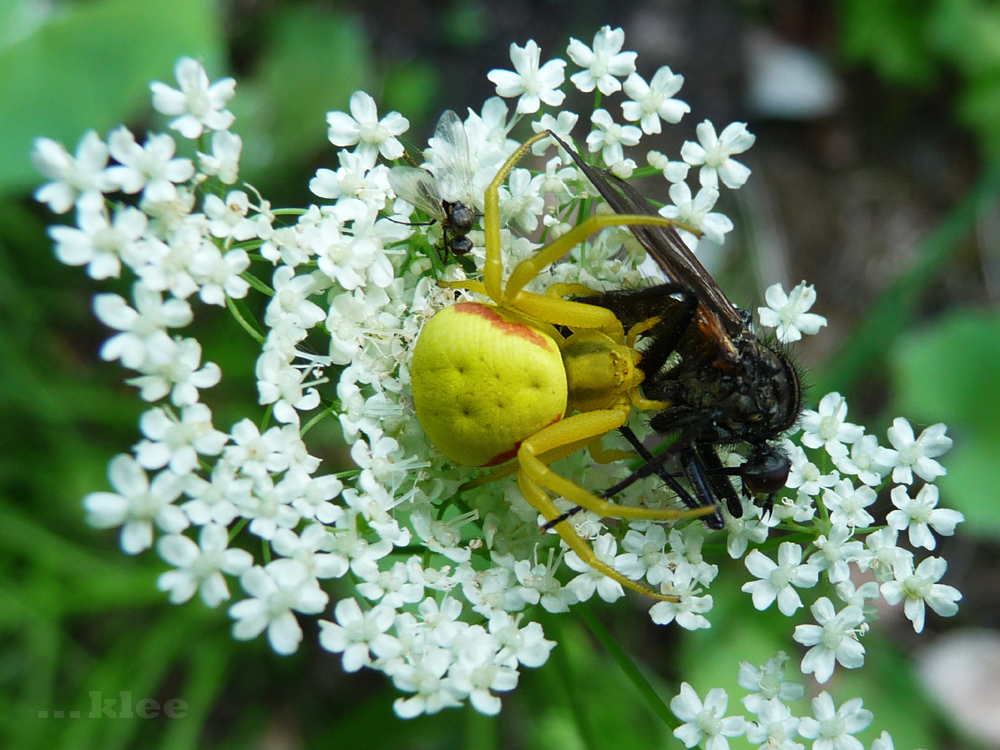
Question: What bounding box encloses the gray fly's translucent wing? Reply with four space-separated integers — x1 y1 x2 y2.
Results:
427 110 473 205
388 165 447 221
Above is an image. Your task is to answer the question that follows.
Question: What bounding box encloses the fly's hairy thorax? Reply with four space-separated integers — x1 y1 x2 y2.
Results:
646 329 802 444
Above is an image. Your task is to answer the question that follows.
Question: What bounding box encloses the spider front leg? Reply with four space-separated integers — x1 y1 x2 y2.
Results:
515 406 712 601
516 469 679 602
518 407 708 523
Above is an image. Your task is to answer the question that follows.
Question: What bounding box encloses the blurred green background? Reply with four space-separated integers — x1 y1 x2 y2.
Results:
3 0 1000 748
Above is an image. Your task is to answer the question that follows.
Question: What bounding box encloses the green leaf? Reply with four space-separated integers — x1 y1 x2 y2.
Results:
813 164 1000 398
0 0 224 194
230 8 373 187
891 309 1000 536
838 0 937 86
834 630 943 750
956 73 1000 159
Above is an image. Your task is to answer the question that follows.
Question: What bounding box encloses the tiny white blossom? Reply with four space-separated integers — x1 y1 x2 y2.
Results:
500 168 546 232
742 542 819 616
530 111 580 156
758 282 828 343
487 40 566 114
822 478 877 529
49 191 148 279
391 646 463 718
189 243 252 306
512 551 576 613
615 524 671 584
785 442 839 496
834 579 882 623
125 336 222 407
310 149 390 207
797 692 873 750
156 523 252 606
724 498 769 558
793 597 866 683
876 419 952 485
648 149 691 182
255 351 322 425
355 559 423 607
33 131 115 213
745 698 802 750
204 190 258 241
622 66 690 134
799 392 862 453
271 523 346 580
326 91 409 161
586 108 641 166
887 484 963 550
229 559 329 655
106 127 194 199
197 130 243 184
83 454 188 555
94 286 193 370
181 460 250 526
680 120 756 190
564 533 625 603
409 507 477 564
671 683 746 750
854 527 912 583
448 628 519 715
319 598 401 671
829 434 890 487
235 472 304 541
567 26 636 95
771 489 818 525
880 555 961 633
808 524 864 584
659 181 733 245
134 403 228 474
487 611 555 668
150 57 236 139
649 567 714 630
737 652 804 715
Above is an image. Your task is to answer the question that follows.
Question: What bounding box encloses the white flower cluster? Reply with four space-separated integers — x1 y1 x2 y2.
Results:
672 652 899 750
36 27 962 726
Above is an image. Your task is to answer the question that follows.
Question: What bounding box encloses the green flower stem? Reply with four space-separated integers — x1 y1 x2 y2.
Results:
241 271 275 297
575 602 678 730
226 295 266 344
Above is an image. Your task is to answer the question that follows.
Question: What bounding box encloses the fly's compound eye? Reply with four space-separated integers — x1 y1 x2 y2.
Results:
741 447 790 496
450 235 474 255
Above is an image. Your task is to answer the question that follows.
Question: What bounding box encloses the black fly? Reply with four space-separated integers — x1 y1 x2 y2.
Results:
551 132 803 529
389 110 477 260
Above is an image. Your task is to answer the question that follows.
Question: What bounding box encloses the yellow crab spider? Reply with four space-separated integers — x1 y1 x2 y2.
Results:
410 132 714 601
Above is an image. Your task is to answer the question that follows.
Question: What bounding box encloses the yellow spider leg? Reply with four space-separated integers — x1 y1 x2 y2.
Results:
545 282 596 298
504 213 688 302
516 470 680 602
483 132 550 303
519 408 707 521
587 440 636 464
510 290 627 341
482 132 693 313
630 393 673 412
626 316 663 347
439 278 489 296
460 437 593 490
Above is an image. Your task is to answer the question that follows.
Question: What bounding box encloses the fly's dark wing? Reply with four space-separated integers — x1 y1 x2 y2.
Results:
549 132 746 336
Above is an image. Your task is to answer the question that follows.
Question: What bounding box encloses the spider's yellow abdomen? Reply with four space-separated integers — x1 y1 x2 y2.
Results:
411 302 567 467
